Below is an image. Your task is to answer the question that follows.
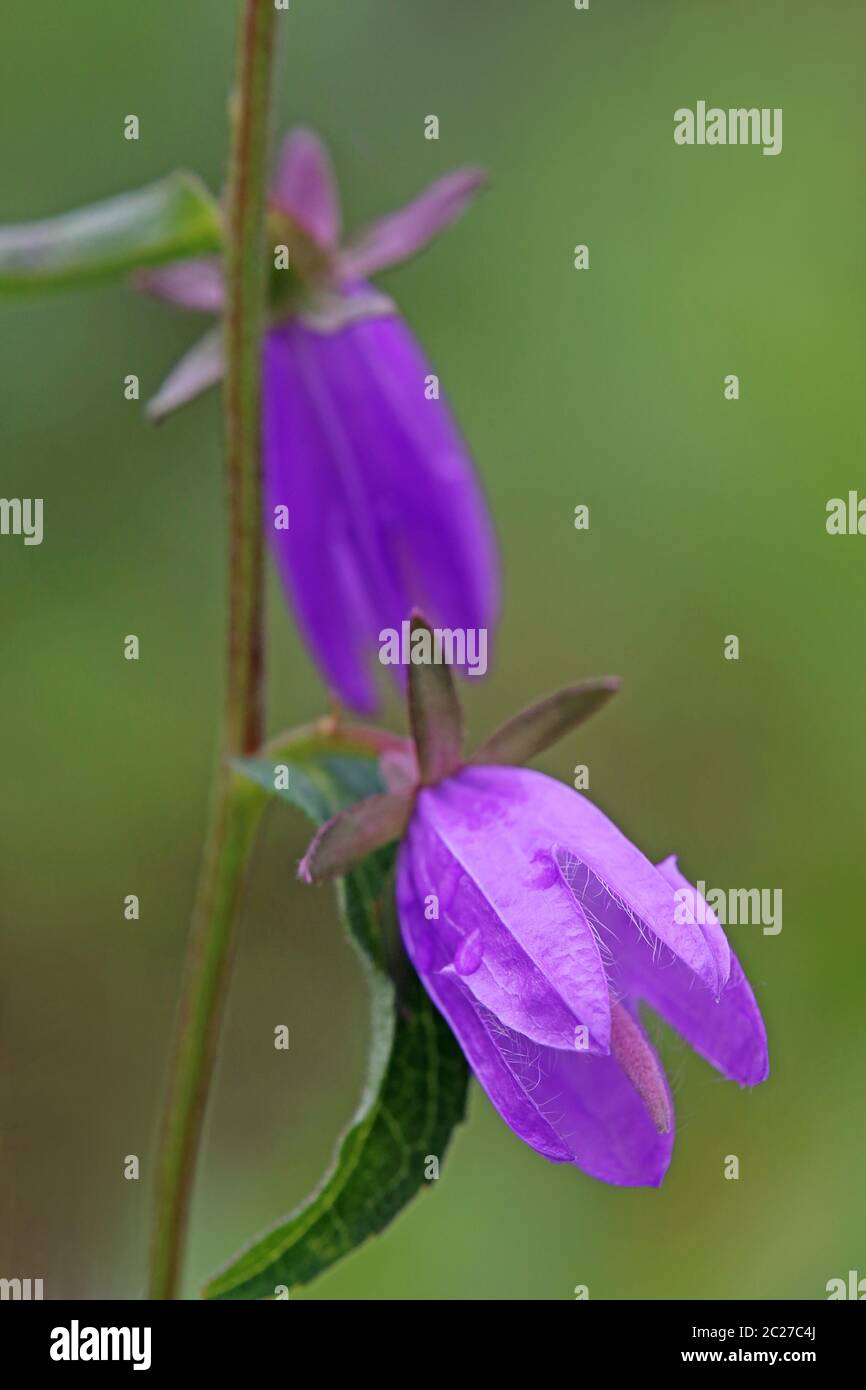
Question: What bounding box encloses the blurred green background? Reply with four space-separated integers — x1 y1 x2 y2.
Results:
2 0 864 1300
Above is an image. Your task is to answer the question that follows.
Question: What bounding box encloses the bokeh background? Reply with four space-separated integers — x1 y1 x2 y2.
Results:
2 0 865 1300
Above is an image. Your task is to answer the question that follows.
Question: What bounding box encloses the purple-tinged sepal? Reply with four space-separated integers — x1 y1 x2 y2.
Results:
146 328 223 422
338 167 488 281
270 128 341 249
471 677 621 768
298 789 413 885
407 613 463 785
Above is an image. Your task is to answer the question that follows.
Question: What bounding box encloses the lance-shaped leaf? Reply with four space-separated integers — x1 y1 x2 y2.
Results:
0 172 222 294
204 750 468 1300
471 677 621 767
407 612 463 784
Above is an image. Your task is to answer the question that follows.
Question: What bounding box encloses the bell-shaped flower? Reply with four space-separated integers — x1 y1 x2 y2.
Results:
139 132 499 712
299 617 769 1187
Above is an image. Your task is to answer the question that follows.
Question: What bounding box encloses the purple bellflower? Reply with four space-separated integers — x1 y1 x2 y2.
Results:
138 130 499 712
299 618 769 1188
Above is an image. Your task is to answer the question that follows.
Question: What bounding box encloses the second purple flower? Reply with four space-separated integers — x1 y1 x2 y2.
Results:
139 129 499 712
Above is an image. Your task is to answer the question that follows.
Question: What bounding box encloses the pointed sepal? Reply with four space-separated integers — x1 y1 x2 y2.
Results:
407 612 464 785
299 790 413 884
146 327 223 422
470 677 620 767
339 167 488 281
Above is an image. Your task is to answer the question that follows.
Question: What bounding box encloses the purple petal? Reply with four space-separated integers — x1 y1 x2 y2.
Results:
263 322 405 712
656 854 730 996
263 306 499 712
134 257 224 313
412 967 673 1186
431 765 721 996
402 778 612 1051
339 167 487 280
607 857 769 1086
270 128 341 248
146 328 223 422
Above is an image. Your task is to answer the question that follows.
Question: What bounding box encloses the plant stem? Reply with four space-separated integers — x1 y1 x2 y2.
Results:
148 0 277 1300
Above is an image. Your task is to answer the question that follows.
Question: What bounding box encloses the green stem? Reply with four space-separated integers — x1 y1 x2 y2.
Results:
148 0 277 1300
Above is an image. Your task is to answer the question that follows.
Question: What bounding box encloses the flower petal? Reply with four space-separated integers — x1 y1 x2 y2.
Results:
134 257 224 312
312 304 499 636
263 325 387 712
270 127 341 248
409 775 613 1050
412 967 673 1186
607 857 769 1086
146 327 223 422
400 811 608 1050
656 854 730 992
438 765 721 995
263 306 498 711
340 167 487 280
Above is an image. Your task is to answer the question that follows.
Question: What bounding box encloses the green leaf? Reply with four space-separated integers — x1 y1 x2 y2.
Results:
0 172 222 294
203 751 469 1300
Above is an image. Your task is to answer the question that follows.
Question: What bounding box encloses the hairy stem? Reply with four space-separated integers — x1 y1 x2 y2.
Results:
148 0 277 1300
